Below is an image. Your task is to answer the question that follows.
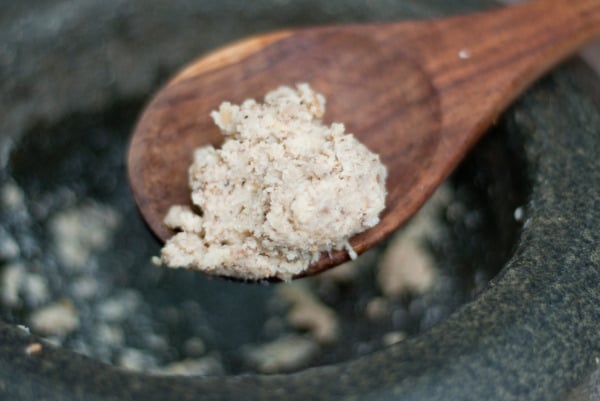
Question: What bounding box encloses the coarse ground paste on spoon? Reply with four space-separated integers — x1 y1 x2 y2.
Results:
156 84 387 280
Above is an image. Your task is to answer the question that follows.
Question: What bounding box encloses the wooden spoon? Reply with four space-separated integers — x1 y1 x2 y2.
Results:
128 0 600 279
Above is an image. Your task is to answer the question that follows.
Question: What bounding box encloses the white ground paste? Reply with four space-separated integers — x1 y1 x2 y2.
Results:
157 83 387 280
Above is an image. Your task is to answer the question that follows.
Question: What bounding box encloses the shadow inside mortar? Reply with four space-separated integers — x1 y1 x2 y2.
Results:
1 97 529 375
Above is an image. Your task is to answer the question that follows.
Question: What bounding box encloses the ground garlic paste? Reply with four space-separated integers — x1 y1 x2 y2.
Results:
156 84 387 280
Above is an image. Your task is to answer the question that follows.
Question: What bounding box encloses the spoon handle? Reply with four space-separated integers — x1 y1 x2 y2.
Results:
424 0 600 143
378 0 600 203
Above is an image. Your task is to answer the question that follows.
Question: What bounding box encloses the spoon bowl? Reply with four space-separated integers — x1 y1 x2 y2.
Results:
128 0 600 278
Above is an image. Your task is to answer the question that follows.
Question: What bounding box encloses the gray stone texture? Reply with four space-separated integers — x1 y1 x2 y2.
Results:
0 0 598 400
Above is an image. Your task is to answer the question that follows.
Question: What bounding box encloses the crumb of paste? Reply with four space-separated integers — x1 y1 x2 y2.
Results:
157 83 387 280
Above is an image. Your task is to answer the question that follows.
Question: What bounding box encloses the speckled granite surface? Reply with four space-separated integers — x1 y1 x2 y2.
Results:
0 0 599 400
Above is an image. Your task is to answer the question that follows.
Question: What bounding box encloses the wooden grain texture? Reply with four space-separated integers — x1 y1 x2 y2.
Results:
127 0 600 278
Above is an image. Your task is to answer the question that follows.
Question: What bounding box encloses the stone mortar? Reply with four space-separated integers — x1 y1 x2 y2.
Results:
0 0 599 400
